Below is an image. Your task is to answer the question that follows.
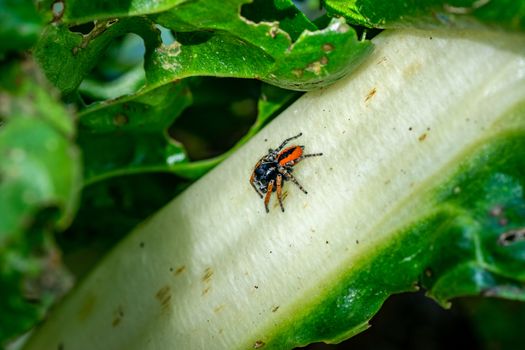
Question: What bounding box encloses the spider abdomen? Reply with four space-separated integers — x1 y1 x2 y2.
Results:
277 146 303 166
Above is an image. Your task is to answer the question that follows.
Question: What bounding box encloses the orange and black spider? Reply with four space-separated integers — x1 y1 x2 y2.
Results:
249 133 323 213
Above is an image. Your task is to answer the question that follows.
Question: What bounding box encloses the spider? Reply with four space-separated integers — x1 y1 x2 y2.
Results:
249 133 323 213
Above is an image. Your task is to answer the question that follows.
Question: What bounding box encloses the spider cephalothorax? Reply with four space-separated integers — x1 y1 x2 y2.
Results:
249 133 322 213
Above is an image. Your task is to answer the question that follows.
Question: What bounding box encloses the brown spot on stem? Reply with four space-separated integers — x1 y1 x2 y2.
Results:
418 133 427 141
155 286 172 311
77 293 96 322
254 340 266 349
202 267 213 283
174 265 186 276
214 304 225 313
403 61 423 79
376 57 387 65
112 305 124 327
365 87 377 103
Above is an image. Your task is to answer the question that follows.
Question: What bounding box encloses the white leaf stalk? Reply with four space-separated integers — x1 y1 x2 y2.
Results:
25 29 525 349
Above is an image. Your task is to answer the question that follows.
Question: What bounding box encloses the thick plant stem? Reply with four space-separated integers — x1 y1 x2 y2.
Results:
25 29 525 349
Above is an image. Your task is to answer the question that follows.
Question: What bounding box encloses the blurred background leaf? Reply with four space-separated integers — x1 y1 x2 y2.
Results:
0 59 81 344
0 0 43 57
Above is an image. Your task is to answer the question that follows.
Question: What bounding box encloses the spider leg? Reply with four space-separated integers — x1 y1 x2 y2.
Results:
249 171 263 198
283 152 323 167
276 174 284 212
304 152 323 158
283 172 308 194
264 179 275 213
275 133 303 152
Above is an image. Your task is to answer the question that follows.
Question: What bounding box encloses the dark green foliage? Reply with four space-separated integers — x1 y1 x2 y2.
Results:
325 0 525 31
0 0 43 56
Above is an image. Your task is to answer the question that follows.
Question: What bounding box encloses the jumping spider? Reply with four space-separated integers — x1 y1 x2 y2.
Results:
249 133 322 213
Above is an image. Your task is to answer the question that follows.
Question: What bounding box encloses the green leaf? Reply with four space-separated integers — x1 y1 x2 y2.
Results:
23 29 525 349
78 80 192 185
324 0 525 31
35 1 372 96
150 0 372 90
0 60 81 345
34 17 161 97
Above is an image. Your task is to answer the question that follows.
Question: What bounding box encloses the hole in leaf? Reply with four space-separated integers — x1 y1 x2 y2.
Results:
241 0 319 41
78 33 146 103
498 228 525 246
292 0 325 21
51 1 65 20
68 22 96 35
242 0 304 23
310 13 382 40
157 24 175 45
175 31 214 46
353 26 383 41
